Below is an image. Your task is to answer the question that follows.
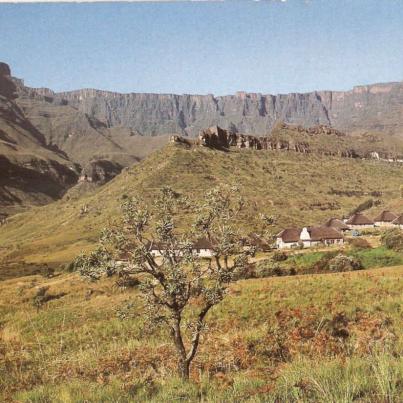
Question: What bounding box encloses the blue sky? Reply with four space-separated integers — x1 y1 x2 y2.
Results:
0 0 402 95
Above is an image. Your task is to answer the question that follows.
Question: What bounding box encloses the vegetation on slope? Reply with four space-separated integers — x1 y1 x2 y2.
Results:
0 266 401 401
1 143 402 278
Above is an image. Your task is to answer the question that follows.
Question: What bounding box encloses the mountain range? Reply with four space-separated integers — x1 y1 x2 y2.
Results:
22 79 403 137
1 61 402 218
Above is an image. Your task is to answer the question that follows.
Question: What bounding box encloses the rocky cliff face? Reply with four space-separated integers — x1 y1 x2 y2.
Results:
172 124 403 160
0 63 78 216
29 82 403 137
13 79 170 169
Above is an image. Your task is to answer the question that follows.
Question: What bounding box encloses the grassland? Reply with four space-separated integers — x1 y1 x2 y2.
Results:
1 143 402 279
0 265 402 402
280 245 403 273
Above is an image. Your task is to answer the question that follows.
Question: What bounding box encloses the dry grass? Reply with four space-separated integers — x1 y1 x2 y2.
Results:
0 265 402 401
1 144 402 279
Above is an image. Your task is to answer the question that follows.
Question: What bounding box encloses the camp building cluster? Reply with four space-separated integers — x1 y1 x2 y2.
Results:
275 210 403 249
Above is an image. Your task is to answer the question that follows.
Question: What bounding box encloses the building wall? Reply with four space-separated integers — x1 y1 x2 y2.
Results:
348 224 374 229
151 249 214 257
375 221 395 227
277 237 343 249
195 249 214 257
276 238 299 249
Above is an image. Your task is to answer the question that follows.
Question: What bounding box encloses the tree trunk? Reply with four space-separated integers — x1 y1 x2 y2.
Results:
178 358 190 380
171 314 190 380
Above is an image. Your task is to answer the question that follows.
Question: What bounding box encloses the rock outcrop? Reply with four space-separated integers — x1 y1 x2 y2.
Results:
79 159 124 184
171 124 403 160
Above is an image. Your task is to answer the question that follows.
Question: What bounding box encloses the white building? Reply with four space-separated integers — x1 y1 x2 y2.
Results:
345 213 375 229
276 226 344 249
392 215 403 229
373 211 398 227
147 239 215 258
191 238 215 257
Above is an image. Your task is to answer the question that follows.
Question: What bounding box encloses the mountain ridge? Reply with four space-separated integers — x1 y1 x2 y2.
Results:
0 62 78 217
19 78 403 137
1 142 402 276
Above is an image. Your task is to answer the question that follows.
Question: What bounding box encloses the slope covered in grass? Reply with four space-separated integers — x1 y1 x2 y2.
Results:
0 266 402 401
1 142 402 277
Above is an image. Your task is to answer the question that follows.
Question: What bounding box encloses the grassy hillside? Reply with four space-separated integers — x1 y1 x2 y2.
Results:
0 266 402 401
15 89 170 166
1 143 402 277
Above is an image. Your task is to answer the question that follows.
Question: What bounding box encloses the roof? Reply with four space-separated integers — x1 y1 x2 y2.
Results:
276 228 302 243
324 218 350 231
192 237 215 250
346 213 374 225
277 226 343 242
307 226 343 241
373 210 398 222
392 215 403 225
145 240 167 250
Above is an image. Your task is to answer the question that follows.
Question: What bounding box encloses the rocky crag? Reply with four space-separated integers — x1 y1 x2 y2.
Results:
0 63 78 216
172 124 403 160
22 81 403 137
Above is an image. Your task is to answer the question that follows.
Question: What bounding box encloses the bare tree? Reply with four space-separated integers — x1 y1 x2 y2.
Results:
74 186 255 380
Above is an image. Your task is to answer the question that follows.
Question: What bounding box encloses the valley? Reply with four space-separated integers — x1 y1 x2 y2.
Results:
1 2 403 401
1 141 402 278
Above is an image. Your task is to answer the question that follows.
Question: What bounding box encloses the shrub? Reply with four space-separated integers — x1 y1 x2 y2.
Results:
32 287 67 309
311 251 338 272
381 228 403 252
328 254 363 272
115 275 140 289
61 261 77 273
41 265 55 278
272 251 288 261
360 228 381 236
255 260 284 277
349 198 381 216
348 237 372 249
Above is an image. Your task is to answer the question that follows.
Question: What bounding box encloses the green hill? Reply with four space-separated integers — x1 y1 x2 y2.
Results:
1 142 402 278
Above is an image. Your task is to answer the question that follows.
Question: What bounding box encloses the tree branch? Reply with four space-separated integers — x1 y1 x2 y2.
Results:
186 303 213 364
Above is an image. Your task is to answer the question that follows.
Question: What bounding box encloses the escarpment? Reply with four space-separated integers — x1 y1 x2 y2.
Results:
21 81 403 138
171 124 403 160
0 63 78 215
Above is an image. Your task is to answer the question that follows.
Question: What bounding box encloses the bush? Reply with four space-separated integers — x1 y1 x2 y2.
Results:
347 237 372 249
272 251 288 261
41 265 55 278
255 260 284 277
32 287 67 309
115 275 140 288
61 261 77 273
360 228 381 236
381 228 403 252
349 198 381 216
311 251 338 272
328 254 363 272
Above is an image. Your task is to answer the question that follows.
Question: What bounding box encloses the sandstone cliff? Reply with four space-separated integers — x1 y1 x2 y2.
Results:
0 63 78 216
25 82 403 137
172 124 403 160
